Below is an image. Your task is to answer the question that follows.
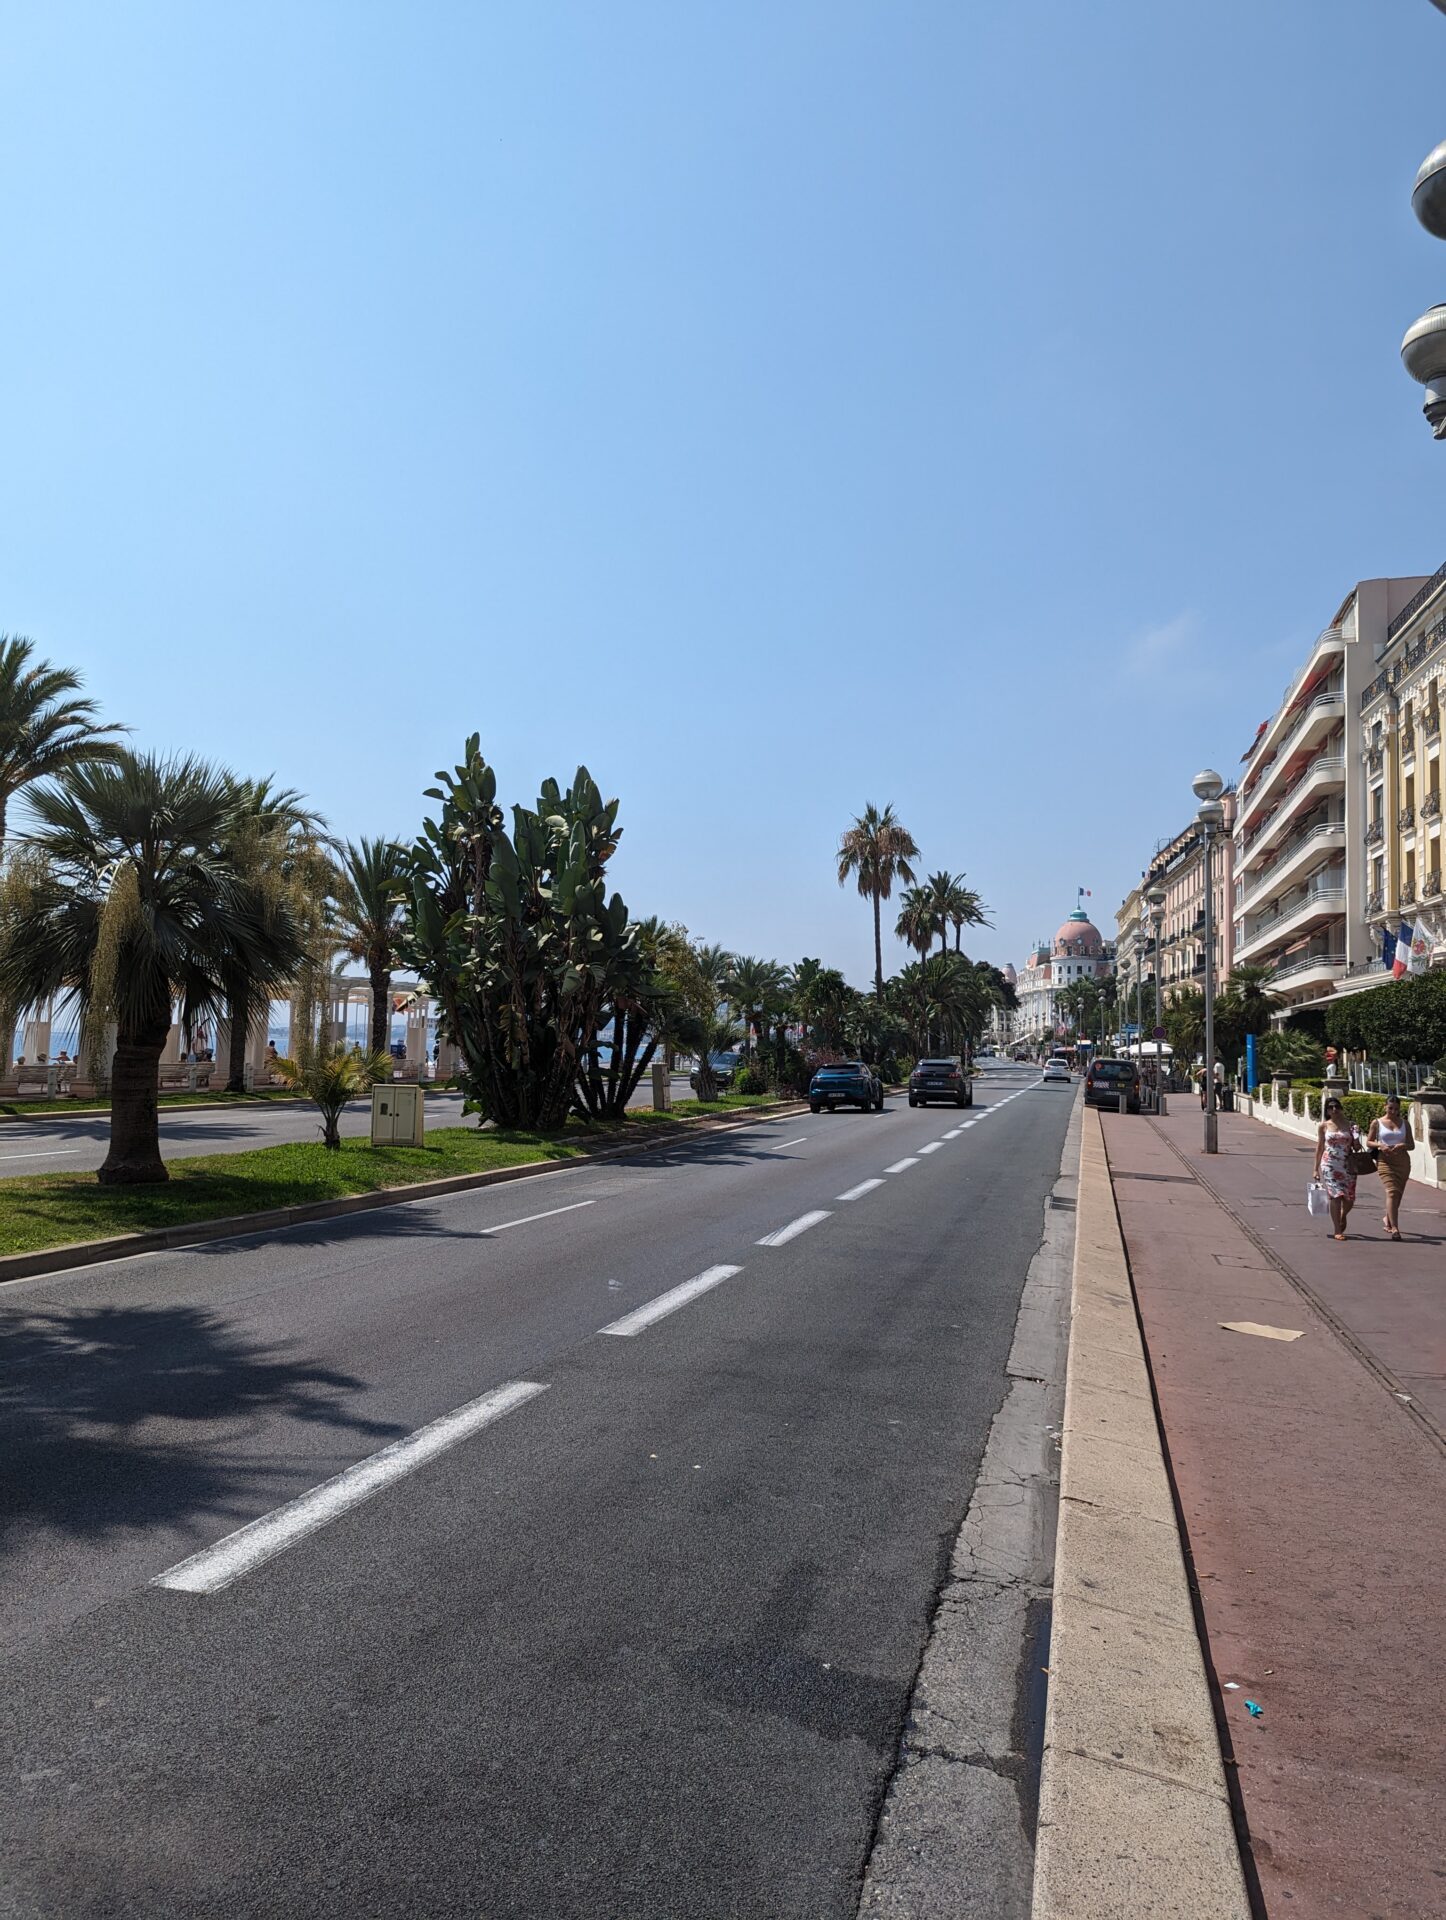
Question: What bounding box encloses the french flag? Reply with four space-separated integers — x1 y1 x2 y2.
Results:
1394 921 1413 979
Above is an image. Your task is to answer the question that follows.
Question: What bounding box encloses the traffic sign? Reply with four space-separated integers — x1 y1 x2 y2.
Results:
1153 1025 1166 1040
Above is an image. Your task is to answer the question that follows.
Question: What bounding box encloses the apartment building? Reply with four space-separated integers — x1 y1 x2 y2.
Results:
1144 798 1236 1007
1357 562 1446 974
1231 576 1428 1014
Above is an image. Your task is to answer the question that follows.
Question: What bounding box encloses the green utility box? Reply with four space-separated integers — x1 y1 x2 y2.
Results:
371 1082 425 1147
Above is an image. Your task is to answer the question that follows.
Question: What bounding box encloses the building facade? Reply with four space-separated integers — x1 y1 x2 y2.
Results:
1232 576 1428 1014
1356 562 1446 977
1143 797 1237 1008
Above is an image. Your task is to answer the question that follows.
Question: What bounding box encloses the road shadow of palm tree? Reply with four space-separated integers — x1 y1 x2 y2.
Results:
0 1302 405 1547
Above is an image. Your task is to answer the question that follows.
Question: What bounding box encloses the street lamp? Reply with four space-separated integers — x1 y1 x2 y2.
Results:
1402 5 1446 433
1144 881 1167 1115
1193 769 1226 1154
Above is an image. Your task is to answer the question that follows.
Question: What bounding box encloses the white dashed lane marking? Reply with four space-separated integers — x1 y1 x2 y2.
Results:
884 1158 919 1174
837 1179 884 1201
756 1210 831 1248
601 1265 743 1337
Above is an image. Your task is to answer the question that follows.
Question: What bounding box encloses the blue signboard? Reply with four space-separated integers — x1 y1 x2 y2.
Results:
1245 1031 1257 1094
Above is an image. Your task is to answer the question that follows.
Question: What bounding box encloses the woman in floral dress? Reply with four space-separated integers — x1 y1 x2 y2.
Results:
1313 1095 1358 1241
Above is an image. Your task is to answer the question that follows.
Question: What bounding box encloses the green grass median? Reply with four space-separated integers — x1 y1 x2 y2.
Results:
0 1093 788 1259
0 1087 308 1120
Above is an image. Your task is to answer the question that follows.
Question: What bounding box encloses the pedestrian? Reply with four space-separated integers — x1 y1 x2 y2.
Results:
1314 1095 1359 1241
1368 1095 1414 1241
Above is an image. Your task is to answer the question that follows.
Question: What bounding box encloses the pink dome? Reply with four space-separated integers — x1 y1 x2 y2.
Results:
1053 911 1103 956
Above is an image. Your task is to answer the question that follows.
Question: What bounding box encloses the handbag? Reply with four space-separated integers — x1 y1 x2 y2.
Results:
1350 1146 1378 1176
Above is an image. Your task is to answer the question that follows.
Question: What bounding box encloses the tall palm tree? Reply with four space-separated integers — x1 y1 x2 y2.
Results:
943 874 991 953
333 836 409 1057
837 803 919 1002
0 753 304 1183
0 636 126 848
895 886 937 970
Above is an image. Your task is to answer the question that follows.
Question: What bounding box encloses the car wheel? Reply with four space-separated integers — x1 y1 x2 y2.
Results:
827 1102 835 1113
908 1093 917 1107
875 1089 884 1111
810 1103 822 1114
955 1093 966 1107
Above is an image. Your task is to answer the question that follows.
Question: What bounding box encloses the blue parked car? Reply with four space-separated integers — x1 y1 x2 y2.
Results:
809 1061 884 1114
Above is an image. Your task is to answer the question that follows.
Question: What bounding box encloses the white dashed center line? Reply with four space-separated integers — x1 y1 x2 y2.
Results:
756 1209 831 1247
771 1137 809 1151
884 1157 919 1174
918 1142 943 1155
601 1264 742 1337
481 1200 595 1236
836 1178 884 1201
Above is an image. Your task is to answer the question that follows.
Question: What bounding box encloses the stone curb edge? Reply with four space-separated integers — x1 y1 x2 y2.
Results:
0 1098 810 1287
1030 1106 1251 1920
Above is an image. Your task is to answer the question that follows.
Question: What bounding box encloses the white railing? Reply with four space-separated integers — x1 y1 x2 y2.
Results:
1238 817 1345 905
1239 754 1346 852
1271 949 1346 981
1244 874 1346 944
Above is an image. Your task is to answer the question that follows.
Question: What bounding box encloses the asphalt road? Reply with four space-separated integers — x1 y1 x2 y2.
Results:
0 1064 1075 1919
0 1074 696 1176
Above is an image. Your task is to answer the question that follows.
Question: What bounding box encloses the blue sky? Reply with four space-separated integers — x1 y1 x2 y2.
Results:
4 0 1446 984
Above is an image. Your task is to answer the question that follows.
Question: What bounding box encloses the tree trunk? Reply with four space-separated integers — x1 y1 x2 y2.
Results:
873 889 884 1001
99 1026 169 1184
369 966 391 1056
225 981 250 1093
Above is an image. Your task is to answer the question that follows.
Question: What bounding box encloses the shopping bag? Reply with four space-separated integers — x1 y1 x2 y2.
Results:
1306 1181 1330 1218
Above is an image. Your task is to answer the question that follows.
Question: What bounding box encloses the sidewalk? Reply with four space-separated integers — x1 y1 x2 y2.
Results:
1101 1104 1444 1920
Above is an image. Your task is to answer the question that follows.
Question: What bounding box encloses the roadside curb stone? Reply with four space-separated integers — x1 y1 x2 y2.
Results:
1030 1105 1250 1920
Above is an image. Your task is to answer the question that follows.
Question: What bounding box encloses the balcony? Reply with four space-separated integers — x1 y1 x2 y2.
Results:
1240 751 1347 852
1428 871 1443 899
1366 887 1385 914
1366 820 1385 847
1424 792 1442 821
1402 881 1417 908
1238 873 1347 962
1366 746 1384 774
1239 817 1346 908
1427 711 1442 739
1400 805 1417 832
1402 727 1417 760
1270 950 1347 994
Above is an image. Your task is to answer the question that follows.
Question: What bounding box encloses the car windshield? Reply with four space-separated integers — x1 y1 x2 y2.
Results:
816 1064 862 1075
1092 1062 1132 1080
918 1060 957 1070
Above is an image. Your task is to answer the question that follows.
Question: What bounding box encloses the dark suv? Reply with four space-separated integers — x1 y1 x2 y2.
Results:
1084 1057 1141 1113
908 1057 974 1108
809 1061 884 1113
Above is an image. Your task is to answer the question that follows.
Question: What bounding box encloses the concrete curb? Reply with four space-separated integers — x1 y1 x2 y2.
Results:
0 1098 809 1287
1031 1106 1250 1919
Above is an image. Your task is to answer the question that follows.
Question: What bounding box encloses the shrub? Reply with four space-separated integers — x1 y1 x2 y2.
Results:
1290 1089 1305 1117
1259 1030 1325 1080
1342 1092 1386 1131
733 1063 769 1095
1306 1091 1322 1120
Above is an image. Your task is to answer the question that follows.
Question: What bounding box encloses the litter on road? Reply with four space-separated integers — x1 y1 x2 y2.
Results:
1220 1321 1304 1342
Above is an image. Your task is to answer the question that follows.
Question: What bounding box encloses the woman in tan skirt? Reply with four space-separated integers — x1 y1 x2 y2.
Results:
1368 1096 1414 1241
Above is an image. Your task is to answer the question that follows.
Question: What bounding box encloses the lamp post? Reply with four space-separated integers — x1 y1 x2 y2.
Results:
1401 6 1446 431
1145 882 1167 1114
1194 770 1226 1154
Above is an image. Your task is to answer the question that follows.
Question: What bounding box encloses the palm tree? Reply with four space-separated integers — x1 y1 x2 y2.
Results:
725 954 790 1056
1216 964 1282 1050
943 874 991 953
837 803 919 1001
333 836 409 1058
273 1041 391 1149
0 636 127 849
0 753 305 1183
219 778 329 1091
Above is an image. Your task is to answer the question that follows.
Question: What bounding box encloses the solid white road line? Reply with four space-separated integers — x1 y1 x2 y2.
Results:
600 1264 742 1337
771 1137 809 1151
884 1157 919 1174
153 1380 549 1594
481 1199 595 1236
756 1209 831 1247
0 1149 79 1161
918 1142 943 1155
836 1178 884 1202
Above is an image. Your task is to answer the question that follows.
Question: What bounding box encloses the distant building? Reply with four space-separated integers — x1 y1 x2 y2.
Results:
1014 907 1115 1046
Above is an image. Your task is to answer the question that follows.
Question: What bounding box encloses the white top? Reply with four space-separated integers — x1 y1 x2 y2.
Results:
1376 1121 1409 1148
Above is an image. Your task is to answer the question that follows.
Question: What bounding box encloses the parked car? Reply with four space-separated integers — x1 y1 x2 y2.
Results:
690 1051 740 1091
809 1061 884 1113
1085 1057 1141 1112
1042 1058 1071 1085
908 1056 974 1108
